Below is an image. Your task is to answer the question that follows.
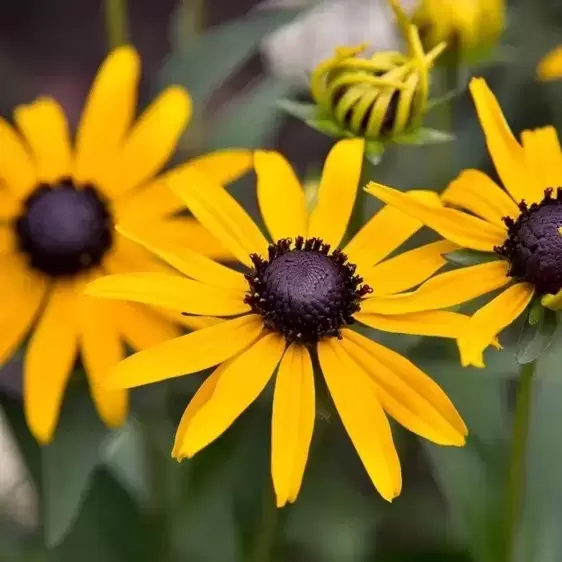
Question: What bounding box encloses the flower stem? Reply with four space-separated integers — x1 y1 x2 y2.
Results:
104 0 129 50
249 485 278 562
503 360 536 562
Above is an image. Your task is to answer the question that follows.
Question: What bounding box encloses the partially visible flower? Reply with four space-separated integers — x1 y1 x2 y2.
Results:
0 46 251 444
537 45 562 81
413 0 505 63
87 138 468 506
366 77 562 368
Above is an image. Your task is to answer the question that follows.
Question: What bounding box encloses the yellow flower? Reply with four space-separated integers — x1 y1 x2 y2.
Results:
0 46 251 444
366 77 562 368
87 138 468 506
413 0 505 62
537 46 562 81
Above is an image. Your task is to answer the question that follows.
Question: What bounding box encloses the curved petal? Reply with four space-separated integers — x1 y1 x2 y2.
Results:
318 338 401 501
188 149 252 186
363 240 457 295
14 97 72 184
537 45 562 81
166 164 269 266
521 127 562 192
362 260 511 315
116 224 246 290
442 170 519 226
272 343 315 507
366 182 506 251
0 226 17 255
344 190 442 269
85 272 249 316
74 46 140 197
458 283 534 368
106 87 191 198
469 78 541 204
180 333 286 457
80 295 127 428
341 330 467 445
255 150 307 241
0 117 36 200
307 138 365 249
25 280 79 444
0 189 22 219
356 310 468 339
104 314 264 389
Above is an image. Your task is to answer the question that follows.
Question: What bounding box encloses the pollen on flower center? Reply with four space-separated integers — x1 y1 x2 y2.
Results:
495 187 562 294
244 237 372 343
15 179 113 277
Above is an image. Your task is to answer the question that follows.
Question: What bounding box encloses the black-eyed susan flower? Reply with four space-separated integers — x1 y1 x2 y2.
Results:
86 137 468 506
413 0 505 63
537 46 562 81
366 77 562 368
0 46 251 444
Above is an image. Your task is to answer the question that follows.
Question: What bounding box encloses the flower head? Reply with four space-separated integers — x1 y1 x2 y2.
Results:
0 46 251 444
537 45 562 81
87 138 468 506
366 77 562 368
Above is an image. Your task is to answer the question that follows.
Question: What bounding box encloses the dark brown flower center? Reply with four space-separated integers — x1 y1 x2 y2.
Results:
495 187 562 295
14 178 113 277
244 237 372 343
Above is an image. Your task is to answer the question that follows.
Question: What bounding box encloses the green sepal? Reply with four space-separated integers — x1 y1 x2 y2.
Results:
305 118 347 138
426 90 461 113
276 98 318 122
443 249 499 268
365 140 385 166
394 127 455 145
515 303 559 365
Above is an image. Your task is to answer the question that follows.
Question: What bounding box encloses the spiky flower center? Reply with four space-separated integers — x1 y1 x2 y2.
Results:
15 179 113 277
495 188 562 295
244 237 372 343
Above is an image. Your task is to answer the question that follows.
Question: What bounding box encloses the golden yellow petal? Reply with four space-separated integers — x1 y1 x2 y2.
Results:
366 182 506 251
0 188 21 219
458 283 534 368
255 150 307 241
187 149 252 186
0 225 16 255
25 280 79 444
307 138 365 249
442 169 519 226
104 314 263 389
520 127 562 193
318 338 402 501
537 45 562 81
362 260 511 315
181 333 286 457
272 343 315 507
341 330 467 445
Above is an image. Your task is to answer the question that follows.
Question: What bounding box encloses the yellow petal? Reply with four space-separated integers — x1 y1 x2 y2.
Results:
0 188 21 219
537 45 562 81
104 314 263 389
85 272 249 316
25 280 79 444
520 127 562 191
188 149 252 186
458 283 534 368
442 170 519 226
80 294 127 428
341 330 466 445
166 165 269 266
307 138 365 249
74 46 140 196
0 117 36 200
363 240 457 295
469 78 540 204
318 338 401 501
344 190 442 269
0 226 16 255
356 310 468 339
255 150 307 241
115 224 246 290
181 333 286 457
104 87 191 198
366 182 506 251
272 343 315 507
14 97 72 184
362 260 511 315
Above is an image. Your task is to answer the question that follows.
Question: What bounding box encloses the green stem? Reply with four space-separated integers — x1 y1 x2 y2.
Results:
177 0 206 47
104 0 129 50
249 485 278 562
503 361 536 562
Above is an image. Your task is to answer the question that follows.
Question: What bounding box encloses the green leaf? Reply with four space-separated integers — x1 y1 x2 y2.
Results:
443 249 499 267
42 381 111 547
515 306 559 364
395 127 455 145
276 98 319 122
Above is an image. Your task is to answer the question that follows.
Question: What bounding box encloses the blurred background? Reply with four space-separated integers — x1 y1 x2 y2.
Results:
2 0 562 561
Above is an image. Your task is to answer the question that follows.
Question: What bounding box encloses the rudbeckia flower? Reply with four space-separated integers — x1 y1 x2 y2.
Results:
0 46 250 444
367 77 562 368
87 138 468 506
537 45 562 81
